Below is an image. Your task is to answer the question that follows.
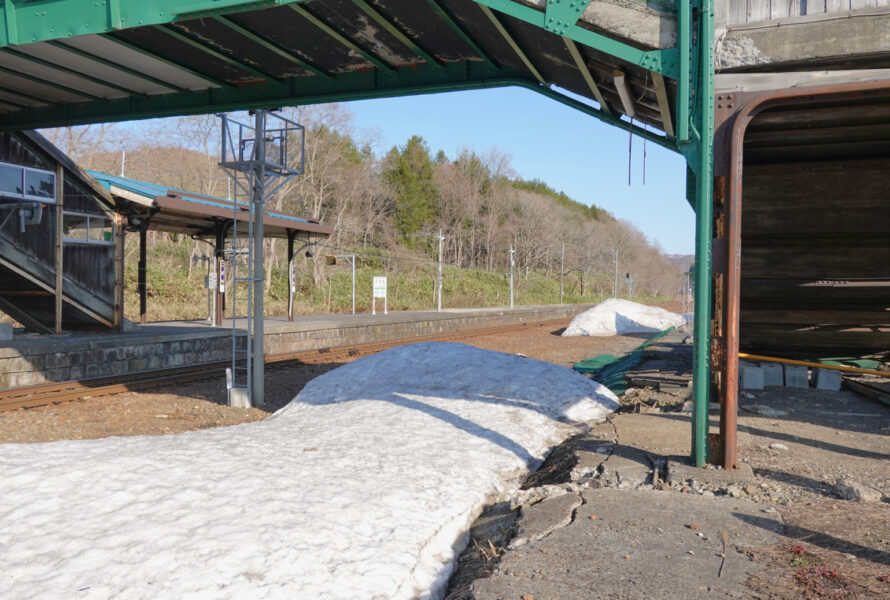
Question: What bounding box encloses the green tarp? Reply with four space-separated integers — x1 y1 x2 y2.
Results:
573 327 676 396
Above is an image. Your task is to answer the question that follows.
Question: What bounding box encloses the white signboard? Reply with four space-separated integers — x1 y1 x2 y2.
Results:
372 276 388 315
373 276 387 298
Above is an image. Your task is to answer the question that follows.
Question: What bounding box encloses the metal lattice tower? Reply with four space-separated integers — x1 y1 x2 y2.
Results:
218 110 304 407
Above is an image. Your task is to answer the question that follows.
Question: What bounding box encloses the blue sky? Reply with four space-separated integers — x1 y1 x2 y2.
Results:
343 86 694 255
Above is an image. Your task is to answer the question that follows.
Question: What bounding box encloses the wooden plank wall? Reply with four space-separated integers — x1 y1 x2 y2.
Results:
739 158 890 354
727 0 890 25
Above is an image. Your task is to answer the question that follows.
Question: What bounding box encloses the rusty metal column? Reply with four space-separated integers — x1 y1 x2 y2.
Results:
712 90 755 470
138 227 147 326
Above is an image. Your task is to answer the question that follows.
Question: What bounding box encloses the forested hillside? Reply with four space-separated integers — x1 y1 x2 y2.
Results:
41 104 683 319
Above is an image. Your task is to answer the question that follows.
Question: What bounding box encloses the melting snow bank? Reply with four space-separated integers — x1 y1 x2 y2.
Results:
562 298 686 337
0 342 618 600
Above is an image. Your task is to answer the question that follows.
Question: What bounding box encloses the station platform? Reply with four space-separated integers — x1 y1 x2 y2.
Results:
0 304 589 390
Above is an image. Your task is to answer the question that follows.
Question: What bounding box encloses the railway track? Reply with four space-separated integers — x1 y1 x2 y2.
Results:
0 318 569 413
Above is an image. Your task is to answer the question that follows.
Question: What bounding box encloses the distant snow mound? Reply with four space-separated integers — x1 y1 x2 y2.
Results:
562 298 685 337
0 342 618 600
285 341 619 423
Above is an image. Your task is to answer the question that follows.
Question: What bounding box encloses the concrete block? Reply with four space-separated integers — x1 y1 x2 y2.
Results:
814 368 842 391
761 362 783 386
784 365 809 388
0 322 12 341
739 361 765 390
228 387 251 408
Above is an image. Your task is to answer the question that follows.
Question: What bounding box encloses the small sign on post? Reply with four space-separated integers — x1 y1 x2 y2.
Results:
372 276 387 315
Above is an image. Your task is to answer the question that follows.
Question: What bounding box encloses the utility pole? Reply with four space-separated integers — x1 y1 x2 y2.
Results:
559 242 565 303
509 244 515 309
251 109 266 407
436 230 444 312
613 248 619 298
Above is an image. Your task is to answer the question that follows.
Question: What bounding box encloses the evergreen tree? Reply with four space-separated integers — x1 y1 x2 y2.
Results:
384 135 439 238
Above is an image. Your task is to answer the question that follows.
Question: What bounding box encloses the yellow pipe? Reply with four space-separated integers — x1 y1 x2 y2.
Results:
738 352 890 379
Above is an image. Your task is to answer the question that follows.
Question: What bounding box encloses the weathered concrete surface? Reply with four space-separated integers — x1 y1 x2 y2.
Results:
511 492 584 548
716 11 890 70
525 0 676 49
470 488 783 600
598 445 654 486
611 413 693 456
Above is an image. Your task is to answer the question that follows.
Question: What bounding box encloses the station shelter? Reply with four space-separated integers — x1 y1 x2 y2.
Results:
0 129 331 333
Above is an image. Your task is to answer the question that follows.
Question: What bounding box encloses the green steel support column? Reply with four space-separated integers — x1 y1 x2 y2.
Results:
677 0 690 142
691 0 715 467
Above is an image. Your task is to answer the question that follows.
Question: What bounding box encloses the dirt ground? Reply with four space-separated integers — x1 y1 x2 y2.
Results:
2 315 888 599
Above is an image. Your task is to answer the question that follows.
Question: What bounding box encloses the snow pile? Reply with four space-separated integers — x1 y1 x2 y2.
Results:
562 298 686 337
0 342 618 600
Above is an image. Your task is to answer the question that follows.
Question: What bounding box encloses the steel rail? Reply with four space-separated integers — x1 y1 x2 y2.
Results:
0 318 569 413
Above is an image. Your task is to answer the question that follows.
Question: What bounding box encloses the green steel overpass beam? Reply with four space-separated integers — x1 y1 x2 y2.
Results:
0 62 518 130
0 0 305 47
470 0 679 78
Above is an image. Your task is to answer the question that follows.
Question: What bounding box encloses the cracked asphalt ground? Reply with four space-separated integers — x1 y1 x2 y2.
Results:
446 332 890 600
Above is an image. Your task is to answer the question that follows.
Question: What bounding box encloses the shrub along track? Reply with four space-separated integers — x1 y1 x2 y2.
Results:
0 319 570 413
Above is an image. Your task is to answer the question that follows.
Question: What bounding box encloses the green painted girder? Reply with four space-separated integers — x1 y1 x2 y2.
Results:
0 0 305 47
544 0 590 36
0 61 523 129
470 0 679 78
0 55 675 156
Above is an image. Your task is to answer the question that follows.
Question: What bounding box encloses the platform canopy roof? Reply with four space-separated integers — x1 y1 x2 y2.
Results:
0 0 683 151
88 170 332 238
